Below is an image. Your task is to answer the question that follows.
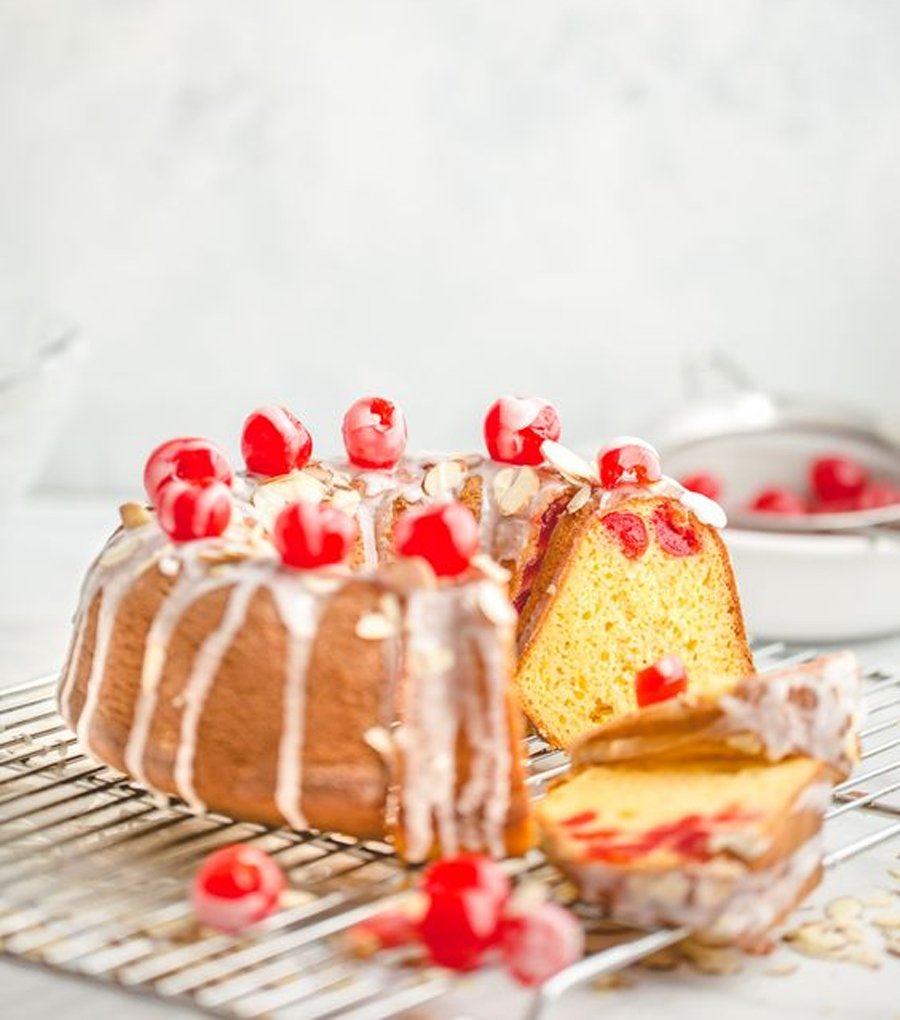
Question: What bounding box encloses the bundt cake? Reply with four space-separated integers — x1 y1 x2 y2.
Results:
572 652 862 779
59 505 532 862
537 756 831 945
58 395 753 860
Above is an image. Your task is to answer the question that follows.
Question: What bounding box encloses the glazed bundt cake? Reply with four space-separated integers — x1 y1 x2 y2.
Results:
58 395 753 860
537 756 831 945
60 503 532 863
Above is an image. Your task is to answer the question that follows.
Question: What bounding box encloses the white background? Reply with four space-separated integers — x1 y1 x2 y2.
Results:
1 0 899 492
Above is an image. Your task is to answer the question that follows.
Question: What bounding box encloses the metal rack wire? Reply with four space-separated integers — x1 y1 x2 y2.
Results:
0 643 898 1020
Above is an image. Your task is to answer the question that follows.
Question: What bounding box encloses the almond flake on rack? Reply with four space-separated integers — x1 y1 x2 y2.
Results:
826 897 863 924
566 485 592 513
541 440 598 485
119 502 153 529
872 912 900 930
355 612 398 641
764 960 798 977
492 466 540 516
423 459 466 497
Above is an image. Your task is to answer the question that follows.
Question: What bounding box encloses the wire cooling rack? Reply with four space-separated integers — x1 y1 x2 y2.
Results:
0 643 898 1020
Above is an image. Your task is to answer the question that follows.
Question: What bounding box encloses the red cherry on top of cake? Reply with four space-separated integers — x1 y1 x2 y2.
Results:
342 396 407 469
635 655 688 707
393 501 479 577
274 501 358 569
156 477 232 542
191 844 285 933
144 437 233 504
597 437 662 489
483 395 561 466
241 405 312 477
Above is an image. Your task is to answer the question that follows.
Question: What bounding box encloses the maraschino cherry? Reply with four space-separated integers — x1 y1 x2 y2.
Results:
810 455 868 504
597 437 662 489
191 844 285 932
393 501 479 577
144 437 233 504
499 900 585 986
680 472 722 502
419 855 511 971
241 405 312 477
342 396 407 469
483 396 561 466
635 655 688 707
273 502 358 569
749 487 807 515
156 478 232 542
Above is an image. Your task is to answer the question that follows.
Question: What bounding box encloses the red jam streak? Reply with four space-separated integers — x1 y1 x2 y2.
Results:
513 497 568 613
560 805 760 864
652 503 701 557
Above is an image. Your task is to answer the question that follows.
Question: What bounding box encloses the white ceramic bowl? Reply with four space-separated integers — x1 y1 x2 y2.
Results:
723 526 900 642
658 423 900 642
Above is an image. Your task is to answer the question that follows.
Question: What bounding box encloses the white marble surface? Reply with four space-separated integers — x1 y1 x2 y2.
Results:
1 496 899 1019
1 1 900 493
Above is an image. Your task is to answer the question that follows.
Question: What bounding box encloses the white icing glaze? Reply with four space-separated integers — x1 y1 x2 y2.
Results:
172 577 261 812
269 577 332 830
396 581 516 862
716 652 862 774
564 830 824 943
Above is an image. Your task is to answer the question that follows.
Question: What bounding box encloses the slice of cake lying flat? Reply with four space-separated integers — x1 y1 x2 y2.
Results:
571 652 862 780
537 757 830 945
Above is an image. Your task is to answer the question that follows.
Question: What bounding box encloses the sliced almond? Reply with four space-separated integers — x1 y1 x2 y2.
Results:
784 921 849 957
492 466 540 516
638 946 680 971
826 897 863 925
355 612 398 641
872 912 900 930
566 485 592 514
765 960 798 977
363 726 394 760
329 486 362 516
593 972 634 991
541 440 597 485
863 892 896 908
423 459 466 497
119 502 153 529
99 534 143 567
476 581 517 626
680 940 743 975
251 471 327 525
841 944 882 969
470 553 511 585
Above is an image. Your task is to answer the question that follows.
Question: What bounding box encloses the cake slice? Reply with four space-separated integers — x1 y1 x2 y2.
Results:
572 652 862 779
515 493 753 747
538 757 830 945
